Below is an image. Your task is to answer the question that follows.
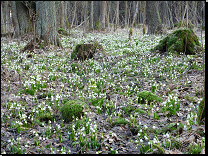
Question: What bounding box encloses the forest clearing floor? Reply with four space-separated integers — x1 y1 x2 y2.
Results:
1 28 205 154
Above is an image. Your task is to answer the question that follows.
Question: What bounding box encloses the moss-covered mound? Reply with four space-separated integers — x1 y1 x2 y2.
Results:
137 90 162 105
60 100 89 122
71 40 105 61
197 98 205 125
152 28 201 55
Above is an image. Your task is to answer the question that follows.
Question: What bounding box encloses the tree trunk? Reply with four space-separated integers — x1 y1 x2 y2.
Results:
83 1 88 34
60 1 64 29
131 1 139 28
141 1 146 34
107 1 111 28
16 2 33 35
1 2 6 33
101 1 106 29
124 1 127 28
94 1 100 29
90 1 93 29
11 1 20 37
202 1 205 28
116 1 119 26
146 1 162 34
5 1 9 33
71 1 77 28
36 1 62 48
166 1 174 28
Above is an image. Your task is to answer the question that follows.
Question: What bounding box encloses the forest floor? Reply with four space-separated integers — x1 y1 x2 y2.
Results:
1 27 205 154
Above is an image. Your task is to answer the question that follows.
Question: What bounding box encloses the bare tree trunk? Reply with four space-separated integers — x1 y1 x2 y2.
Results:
11 1 20 37
186 1 188 28
141 1 146 35
85 1 88 29
181 2 187 26
90 1 93 29
60 1 64 29
16 2 33 35
131 1 139 28
107 1 111 28
1 2 6 33
127 2 131 28
125 1 127 28
192 1 197 26
36 1 62 47
5 1 9 33
101 1 106 30
71 1 77 28
146 1 162 34
166 1 174 28
83 1 88 35
116 1 119 26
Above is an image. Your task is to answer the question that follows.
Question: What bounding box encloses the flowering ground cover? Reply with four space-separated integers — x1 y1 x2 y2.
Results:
1 28 205 154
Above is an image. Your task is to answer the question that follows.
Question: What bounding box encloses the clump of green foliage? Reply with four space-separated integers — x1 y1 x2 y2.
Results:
121 106 146 116
58 27 68 36
152 28 201 55
197 98 205 125
95 20 101 30
137 90 162 104
39 112 54 122
60 100 88 122
112 117 129 127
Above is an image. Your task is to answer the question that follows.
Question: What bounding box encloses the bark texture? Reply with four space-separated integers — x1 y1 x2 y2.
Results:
36 1 62 47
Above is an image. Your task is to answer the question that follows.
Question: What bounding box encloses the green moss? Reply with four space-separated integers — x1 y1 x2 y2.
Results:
129 28 133 36
152 28 201 55
58 27 68 36
197 98 205 125
121 106 135 115
143 27 146 35
112 117 129 127
95 20 101 30
177 19 194 29
60 100 88 122
137 90 162 105
39 112 54 122
71 40 105 61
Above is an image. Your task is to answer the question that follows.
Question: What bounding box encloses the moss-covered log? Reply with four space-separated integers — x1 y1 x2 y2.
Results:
71 40 105 61
152 28 201 55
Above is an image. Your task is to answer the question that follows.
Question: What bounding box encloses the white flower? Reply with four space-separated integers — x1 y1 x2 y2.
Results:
153 125 156 129
140 139 143 143
144 135 148 140
153 138 157 144
183 125 187 130
137 133 140 136
144 125 148 129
